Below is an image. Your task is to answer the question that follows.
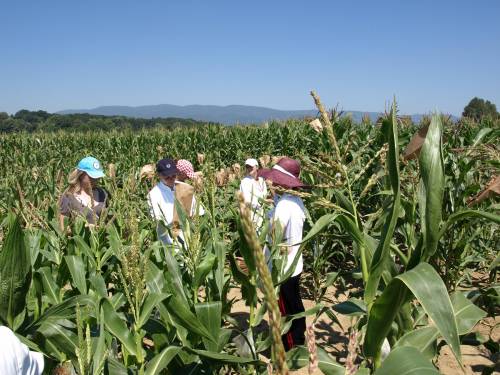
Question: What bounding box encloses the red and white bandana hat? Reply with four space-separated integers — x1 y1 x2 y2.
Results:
176 159 196 179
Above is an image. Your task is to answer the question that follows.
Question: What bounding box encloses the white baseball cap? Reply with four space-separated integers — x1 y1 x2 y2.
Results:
244 158 259 168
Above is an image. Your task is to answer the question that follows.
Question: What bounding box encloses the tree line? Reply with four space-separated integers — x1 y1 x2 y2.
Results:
0 110 209 133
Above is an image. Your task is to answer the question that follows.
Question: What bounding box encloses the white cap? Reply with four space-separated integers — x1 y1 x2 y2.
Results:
244 158 259 167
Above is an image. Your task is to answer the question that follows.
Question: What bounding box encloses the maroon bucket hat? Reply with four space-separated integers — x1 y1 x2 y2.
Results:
258 157 307 189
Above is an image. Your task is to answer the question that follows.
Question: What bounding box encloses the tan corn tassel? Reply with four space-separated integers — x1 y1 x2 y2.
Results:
259 154 271 168
306 325 318 374
108 163 116 180
215 168 227 187
309 118 323 133
353 143 388 183
227 172 237 184
310 91 341 161
197 153 205 165
139 164 155 180
271 155 285 165
232 163 241 176
238 193 288 375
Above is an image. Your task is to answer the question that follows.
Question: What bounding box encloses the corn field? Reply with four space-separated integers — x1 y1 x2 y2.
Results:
0 93 499 374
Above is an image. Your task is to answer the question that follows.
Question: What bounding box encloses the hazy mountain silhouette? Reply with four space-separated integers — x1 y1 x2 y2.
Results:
58 104 436 124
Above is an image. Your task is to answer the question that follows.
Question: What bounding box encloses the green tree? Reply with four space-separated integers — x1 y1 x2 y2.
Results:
462 97 498 121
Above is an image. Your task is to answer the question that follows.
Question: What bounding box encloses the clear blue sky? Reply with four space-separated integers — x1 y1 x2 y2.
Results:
1 0 499 116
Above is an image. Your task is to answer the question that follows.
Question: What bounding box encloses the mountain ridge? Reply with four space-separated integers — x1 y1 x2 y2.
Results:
58 103 446 124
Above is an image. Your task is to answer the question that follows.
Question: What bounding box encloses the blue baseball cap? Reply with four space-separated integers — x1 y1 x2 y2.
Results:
77 157 105 179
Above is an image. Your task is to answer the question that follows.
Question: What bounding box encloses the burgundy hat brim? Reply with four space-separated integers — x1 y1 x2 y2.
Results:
258 168 306 189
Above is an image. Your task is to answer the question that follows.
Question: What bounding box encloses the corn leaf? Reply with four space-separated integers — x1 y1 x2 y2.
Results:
145 346 181 375
374 346 439 374
419 113 444 261
365 103 401 306
102 299 138 357
64 255 87 295
364 263 461 363
0 216 32 327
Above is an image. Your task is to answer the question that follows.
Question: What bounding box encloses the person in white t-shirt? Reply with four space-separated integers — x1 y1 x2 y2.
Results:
0 326 44 375
259 157 307 351
239 158 268 232
148 158 181 246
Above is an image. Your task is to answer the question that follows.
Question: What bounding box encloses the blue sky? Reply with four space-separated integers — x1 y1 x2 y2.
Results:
1 0 499 115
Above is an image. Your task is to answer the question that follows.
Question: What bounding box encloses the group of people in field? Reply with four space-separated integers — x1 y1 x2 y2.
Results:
1 154 309 374
56 155 308 351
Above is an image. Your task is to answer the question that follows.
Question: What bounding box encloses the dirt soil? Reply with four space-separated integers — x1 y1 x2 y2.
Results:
228 276 500 375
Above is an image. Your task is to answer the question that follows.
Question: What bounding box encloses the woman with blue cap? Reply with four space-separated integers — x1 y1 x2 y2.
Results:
58 156 108 231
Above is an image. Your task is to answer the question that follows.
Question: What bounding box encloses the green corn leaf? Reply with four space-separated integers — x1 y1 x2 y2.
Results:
37 267 61 305
137 293 169 329
38 321 78 356
186 348 263 364
64 255 87 295
163 245 188 304
102 299 138 357
92 308 108 375
374 346 439 374
450 291 487 335
0 216 32 327
439 209 500 238
394 326 439 360
419 113 444 262
365 103 401 306
299 213 339 246
27 295 94 330
364 263 461 364
287 345 345 374
145 346 181 375
193 252 216 291
331 298 366 316
164 295 216 343
194 301 222 352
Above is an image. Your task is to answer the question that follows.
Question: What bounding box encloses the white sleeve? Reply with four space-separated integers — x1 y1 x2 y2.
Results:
239 179 253 204
148 190 174 224
147 191 160 220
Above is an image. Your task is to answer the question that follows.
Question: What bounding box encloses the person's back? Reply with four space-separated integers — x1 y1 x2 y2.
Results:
274 193 305 277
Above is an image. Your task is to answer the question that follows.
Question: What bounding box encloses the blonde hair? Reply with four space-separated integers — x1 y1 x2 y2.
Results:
65 169 86 195
59 169 95 208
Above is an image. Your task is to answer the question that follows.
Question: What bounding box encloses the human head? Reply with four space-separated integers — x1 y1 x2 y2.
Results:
66 157 105 193
156 158 178 188
176 159 196 182
244 158 259 179
258 157 306 189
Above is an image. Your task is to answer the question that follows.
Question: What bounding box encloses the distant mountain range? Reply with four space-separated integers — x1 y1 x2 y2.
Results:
58 104 442 124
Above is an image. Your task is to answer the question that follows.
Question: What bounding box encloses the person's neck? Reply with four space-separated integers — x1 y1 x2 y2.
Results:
160 181 174 190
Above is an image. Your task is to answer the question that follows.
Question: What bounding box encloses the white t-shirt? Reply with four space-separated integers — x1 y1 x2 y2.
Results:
0 326 44 375
148 181 176 245
273 194 305 277
148 181 204 246
239 176 267 229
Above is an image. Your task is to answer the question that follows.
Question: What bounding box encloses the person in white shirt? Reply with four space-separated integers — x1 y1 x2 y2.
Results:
259 157 307 351
148 158 180 246
0 326 44 375
239 158 268 231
